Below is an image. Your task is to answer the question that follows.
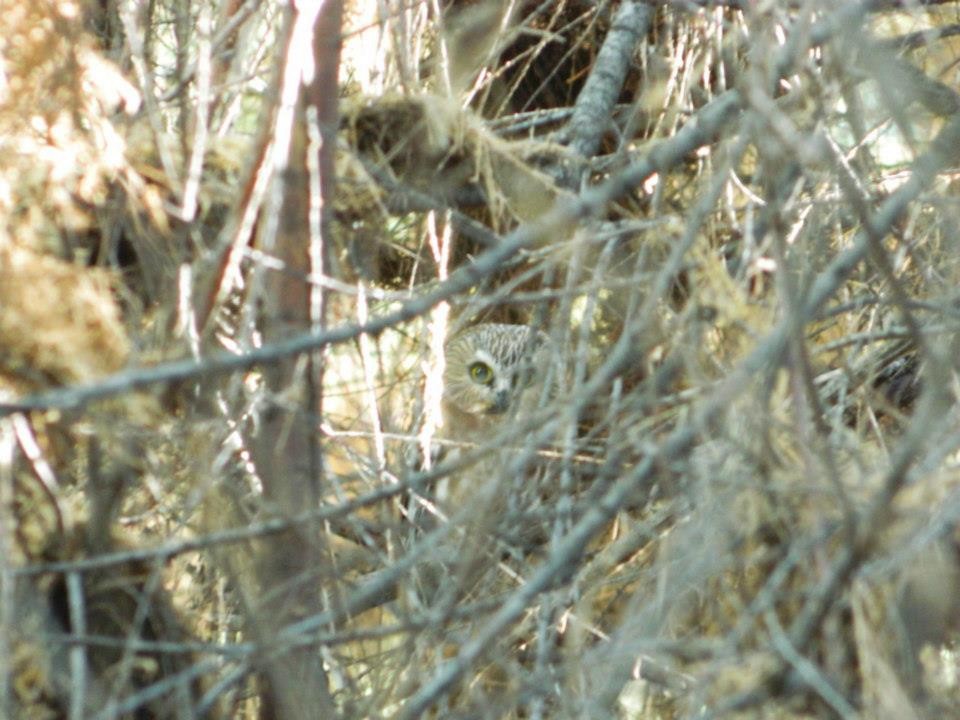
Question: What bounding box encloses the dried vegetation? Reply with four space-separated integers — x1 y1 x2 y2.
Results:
2 1 960 718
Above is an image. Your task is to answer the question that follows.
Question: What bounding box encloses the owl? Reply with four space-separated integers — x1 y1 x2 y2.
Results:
441 323 553 441
405 324 553 608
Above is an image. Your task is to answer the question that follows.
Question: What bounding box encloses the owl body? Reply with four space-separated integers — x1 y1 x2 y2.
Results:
405 324 554 608
441 323 552 442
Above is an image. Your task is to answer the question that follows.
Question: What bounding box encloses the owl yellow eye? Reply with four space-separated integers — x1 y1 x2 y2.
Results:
469 361 494 385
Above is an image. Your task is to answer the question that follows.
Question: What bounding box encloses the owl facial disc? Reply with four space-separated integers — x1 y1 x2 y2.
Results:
441 323 551 427
467 349 512 414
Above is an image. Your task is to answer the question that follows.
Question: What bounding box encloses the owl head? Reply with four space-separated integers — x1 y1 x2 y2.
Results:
441 323 550 419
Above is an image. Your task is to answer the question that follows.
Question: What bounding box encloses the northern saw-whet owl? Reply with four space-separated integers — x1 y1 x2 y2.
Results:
440 323 553 440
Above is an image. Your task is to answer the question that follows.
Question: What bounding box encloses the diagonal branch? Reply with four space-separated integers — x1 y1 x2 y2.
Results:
565 2 652 162
0 89 742 417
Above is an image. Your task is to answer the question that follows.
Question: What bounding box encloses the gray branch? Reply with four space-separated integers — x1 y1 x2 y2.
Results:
566 2 652 162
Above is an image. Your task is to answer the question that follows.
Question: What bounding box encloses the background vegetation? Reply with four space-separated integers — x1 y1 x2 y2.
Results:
2 0 960 717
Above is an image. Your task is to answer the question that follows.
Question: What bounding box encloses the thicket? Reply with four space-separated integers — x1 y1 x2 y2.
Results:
2 1 960 718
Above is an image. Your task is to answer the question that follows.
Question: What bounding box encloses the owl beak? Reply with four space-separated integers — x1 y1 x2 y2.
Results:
487 388 511 415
